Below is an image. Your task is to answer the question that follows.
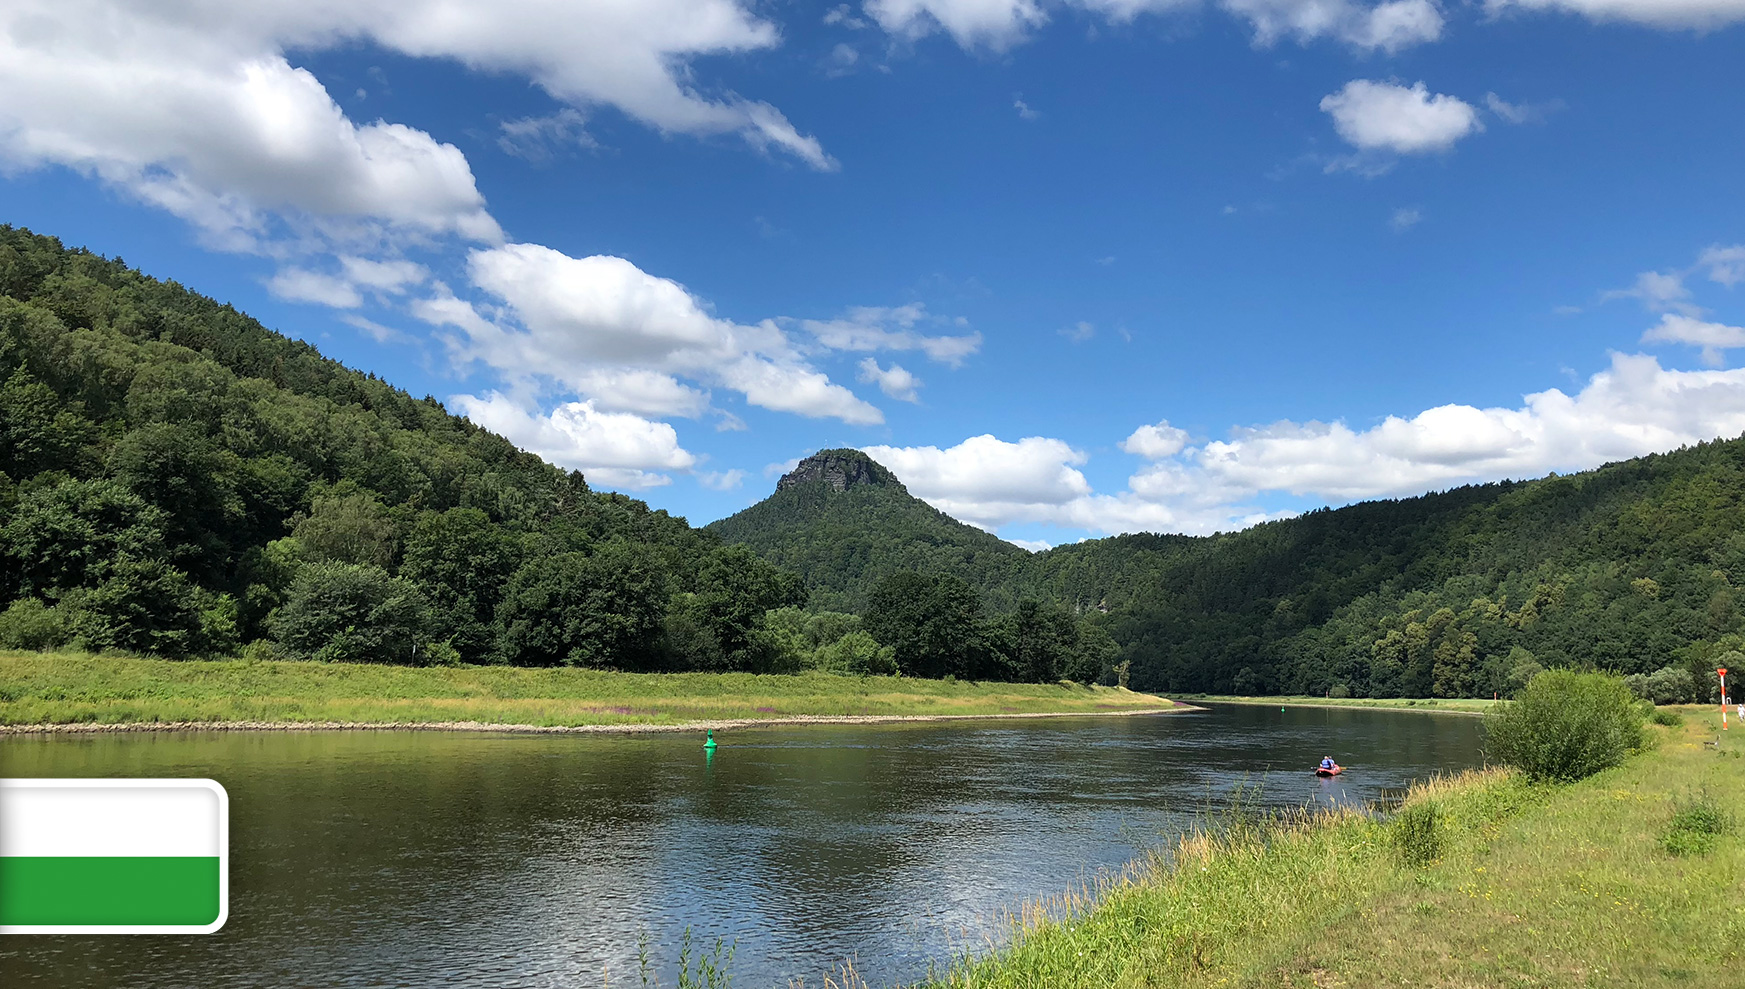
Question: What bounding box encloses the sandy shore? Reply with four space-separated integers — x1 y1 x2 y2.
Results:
0 705 1198 736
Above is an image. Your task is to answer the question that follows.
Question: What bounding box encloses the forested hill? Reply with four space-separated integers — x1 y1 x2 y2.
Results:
715 441 1745 701
0 226 809 669
9 224 1743 701
705 449 1027 611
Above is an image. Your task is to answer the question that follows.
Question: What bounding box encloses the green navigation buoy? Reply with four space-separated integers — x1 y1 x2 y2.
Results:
703 729 718 750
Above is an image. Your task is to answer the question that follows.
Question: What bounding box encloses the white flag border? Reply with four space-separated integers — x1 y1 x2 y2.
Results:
0 778 229 935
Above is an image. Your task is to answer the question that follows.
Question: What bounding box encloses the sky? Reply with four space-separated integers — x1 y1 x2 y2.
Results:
2 1 1744 549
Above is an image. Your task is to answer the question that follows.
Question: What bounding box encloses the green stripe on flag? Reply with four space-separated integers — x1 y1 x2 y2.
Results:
0 857 221 927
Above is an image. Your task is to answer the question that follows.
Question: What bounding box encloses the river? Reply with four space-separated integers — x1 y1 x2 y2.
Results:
1 704 1484 987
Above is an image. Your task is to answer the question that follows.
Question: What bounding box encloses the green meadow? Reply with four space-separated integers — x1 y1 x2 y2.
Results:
0 652 1175 728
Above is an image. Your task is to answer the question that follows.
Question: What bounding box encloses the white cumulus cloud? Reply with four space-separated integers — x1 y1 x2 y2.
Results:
450 392 698 489
865 0 1436 53
417 241 1000 441
865 0 1050 50
1192 353 1745 501
1121 421 1191 459
268 268 364 308
1321 80 1481 155
699 469 747 491
1486 0 1745 30
0 10 500 250
1223 0 1444 52
861 355 1745 539
572 369 712 419
0 0 831 255
721 358 886 424
1701 245 1745 288
1606 270 1701 316
858 358 923 402
797 305 982 366
1642 314 1745 367
863 435 1092 530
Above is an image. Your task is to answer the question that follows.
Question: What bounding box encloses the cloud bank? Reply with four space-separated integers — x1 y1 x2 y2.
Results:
866 354 1745 537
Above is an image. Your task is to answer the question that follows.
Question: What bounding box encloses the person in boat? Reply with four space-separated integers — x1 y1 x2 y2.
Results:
1319 755 1337 771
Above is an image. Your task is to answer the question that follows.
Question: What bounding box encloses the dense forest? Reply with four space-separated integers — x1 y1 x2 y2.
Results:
714 445 1745 702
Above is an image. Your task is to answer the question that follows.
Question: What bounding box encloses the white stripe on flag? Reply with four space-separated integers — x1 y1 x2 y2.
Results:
0 781 222 857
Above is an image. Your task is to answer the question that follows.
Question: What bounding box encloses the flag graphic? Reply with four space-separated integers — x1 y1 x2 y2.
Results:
1 779 228 934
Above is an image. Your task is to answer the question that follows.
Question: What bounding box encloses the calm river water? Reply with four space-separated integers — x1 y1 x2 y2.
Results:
1 704 1484 988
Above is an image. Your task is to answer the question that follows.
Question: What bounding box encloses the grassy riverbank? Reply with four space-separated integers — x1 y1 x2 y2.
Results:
912 709 1740 988
1183 693 1500 715
0 652 1176 729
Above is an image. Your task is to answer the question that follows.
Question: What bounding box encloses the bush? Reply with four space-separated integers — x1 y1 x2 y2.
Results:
269 561 433 664
1485 670 1645 782
239 638 280 662
1328 683 1351 699
1650 708 1685 727
1663 794 1732 856
497 544 666 668
420 639 463 667
815 628 898 676
1392 800 1442 867
0 597 72 650
72 559 205 657
1625 665 1700 705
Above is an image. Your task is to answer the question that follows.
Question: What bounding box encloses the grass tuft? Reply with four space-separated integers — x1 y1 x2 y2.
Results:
1392 799 1443 867
1663 792 1733 857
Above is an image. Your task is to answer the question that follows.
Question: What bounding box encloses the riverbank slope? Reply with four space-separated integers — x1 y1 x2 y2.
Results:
0 652 1178 731
1184 694 1499 715
918 710 1738 988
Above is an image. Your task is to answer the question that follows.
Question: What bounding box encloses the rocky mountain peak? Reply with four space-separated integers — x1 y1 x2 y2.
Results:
775 449 902 493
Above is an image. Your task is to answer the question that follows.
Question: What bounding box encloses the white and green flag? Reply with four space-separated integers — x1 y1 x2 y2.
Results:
0 779 228 934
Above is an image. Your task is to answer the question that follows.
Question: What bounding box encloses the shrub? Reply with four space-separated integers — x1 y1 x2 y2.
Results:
1328 683 1351 699
1625 665 1700 705
1485 670 1645 782
72 559 204 657
1392 800 1442 867
239 638 280 662
816 629 898 676
269 561 433 664
0 597 72 650
1650 708 1684 727
420 639 463 667
1663 794 1732 856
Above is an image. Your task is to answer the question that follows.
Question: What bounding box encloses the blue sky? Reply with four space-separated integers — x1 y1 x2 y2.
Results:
3 1 1744 547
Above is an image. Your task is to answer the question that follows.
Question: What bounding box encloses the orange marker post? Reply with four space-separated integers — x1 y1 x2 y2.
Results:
1721 667 1729 730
